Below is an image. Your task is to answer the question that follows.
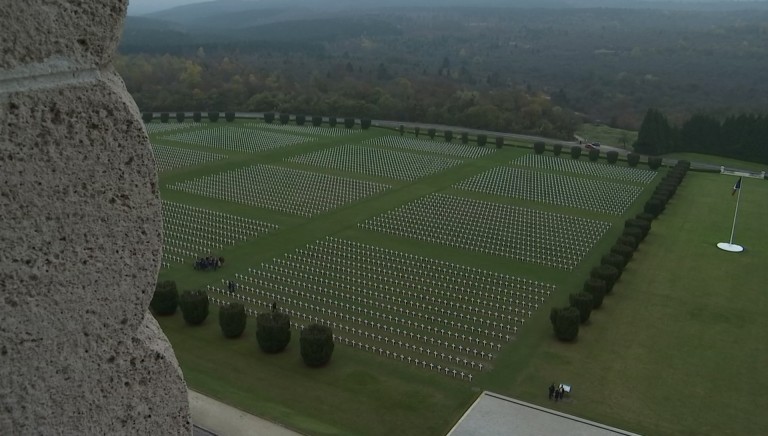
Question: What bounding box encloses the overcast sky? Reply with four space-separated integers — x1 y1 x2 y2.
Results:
128 0 210 15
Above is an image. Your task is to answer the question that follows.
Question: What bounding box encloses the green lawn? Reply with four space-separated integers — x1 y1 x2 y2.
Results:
152 120 768 435
663 152 768 173
576 123 637 150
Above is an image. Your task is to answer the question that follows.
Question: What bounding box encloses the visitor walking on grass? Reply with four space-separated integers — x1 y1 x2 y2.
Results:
549 383 556 400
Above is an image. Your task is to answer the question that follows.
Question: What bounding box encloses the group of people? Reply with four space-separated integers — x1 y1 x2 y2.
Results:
194 256 224 271
548 383 567 402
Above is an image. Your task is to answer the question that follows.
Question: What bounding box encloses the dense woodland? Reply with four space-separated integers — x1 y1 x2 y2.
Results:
118 2 768 143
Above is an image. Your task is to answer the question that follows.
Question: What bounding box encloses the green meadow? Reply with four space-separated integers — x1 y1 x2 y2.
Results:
151 119 768 435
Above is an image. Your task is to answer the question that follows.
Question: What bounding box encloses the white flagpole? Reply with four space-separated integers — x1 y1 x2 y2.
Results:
728 179 742 245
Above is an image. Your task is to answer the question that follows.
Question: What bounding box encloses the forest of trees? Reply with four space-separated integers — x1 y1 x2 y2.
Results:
635 109 768 164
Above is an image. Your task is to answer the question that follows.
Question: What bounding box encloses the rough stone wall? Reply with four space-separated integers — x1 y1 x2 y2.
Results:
0 1 191 434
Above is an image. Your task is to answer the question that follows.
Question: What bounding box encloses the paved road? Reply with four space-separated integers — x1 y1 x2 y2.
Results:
189 390 301 436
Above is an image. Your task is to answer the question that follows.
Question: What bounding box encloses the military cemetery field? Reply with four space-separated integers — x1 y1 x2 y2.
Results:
150 118 768 435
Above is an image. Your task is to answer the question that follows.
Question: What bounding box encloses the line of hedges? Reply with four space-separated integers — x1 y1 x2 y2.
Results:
550 160 690 342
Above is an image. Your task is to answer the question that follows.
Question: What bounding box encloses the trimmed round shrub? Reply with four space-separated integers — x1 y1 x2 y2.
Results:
176 112 185 123
533 141 545 154
588 148 600 162
583 278 607 309
219 303 247 339
150 280 179 316
625 218 651 240
399 124 405 136
160 112 170 123
627 152 640 167
225 112 236 122
477 134 487 147
295 114 306 126
279 113 290 124
591 264 620 293
264 112 275 124
142 112 153 123
256 312 291 353
179 290 209 326
344 118 355 129
427 128 436 139
361 119 372 130
208 112 220 122
553 143 564 156
623 227 644 245
617 235 638 250
644 198 664 217
569 292 594 323
648 156 663 170
300 323 335 367
611 243 635 265
636 212 655 223
461 132 469 144
602 253 626 271
570 145 582 159
550 307 580 341
312 115 323 126
444 130 453 142
606 150 619 164
414 126 420 137
328 116 337 127
495 137 504 148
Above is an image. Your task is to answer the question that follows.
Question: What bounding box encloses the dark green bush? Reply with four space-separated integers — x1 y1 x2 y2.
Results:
583 279 607 309
477 134 487 147
627 153 640 167
176 112 185 123
606 150 619 164
495 136 504 148
279 113 290 124
591 264 620 293
461 132 469 144
399 124 405 136
225 112 236 122
444 130 453 142
193 112 202 122
414 126 420 137
179 290 209 326
344 118 355 129
588 148 600 162
219 303 247 339
300 324 335 367
533 142 545 154
256 312 291 353
636 213 656 223
427 128 436 139
209 112 221 122
623 227 644 245
648 156 663 170
142 112 153 123
550 307 581 341
602 253 626 271
644 199 664 217
312 115 322 126
295 114 306 126
361 119 372 130
569 292 594 323
553 143 564 156
570 145 582 159
150 281 178 316
160 112 169 123
264 112 275 124
617 235 638 250
625 218 651 240
328 116 337 127
611 243 635 265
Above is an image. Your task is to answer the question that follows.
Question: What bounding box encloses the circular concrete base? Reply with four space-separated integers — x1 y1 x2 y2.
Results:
717 242 744 252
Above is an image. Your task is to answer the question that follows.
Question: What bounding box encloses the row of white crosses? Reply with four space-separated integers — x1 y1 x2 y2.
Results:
514 154 658 184
160 200 278 264
455 166 643 215
287 145 463 181
360 194 610 270
163 126 311 154
168 164 390 217
244 122 354 137
207 287 490 377
145 121 206 134
364 136 496 159
150 143 227 173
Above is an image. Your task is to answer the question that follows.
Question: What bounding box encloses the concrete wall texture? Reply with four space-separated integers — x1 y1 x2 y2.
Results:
0 1 191 434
